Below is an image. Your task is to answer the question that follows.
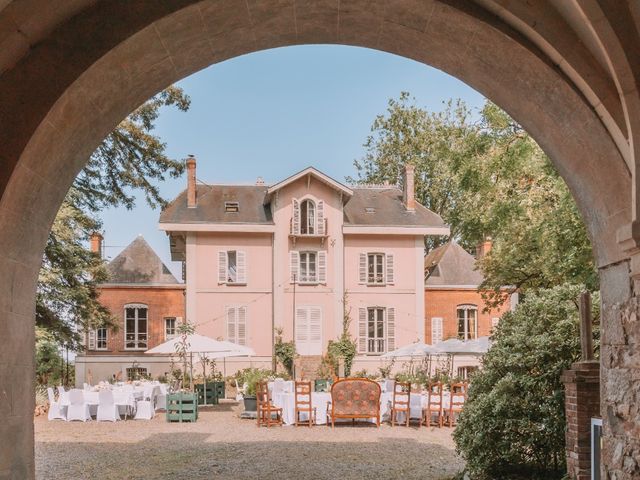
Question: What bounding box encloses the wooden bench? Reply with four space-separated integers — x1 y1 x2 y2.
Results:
328 378 381 428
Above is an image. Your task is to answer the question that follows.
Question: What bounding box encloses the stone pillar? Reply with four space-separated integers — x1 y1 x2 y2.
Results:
599 261 640 479
562 361 600 480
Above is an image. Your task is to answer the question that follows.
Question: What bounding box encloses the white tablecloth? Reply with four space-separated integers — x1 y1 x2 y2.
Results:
272 391 460 425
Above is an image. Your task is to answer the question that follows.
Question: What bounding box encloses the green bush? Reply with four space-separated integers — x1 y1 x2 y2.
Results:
453 285 599 479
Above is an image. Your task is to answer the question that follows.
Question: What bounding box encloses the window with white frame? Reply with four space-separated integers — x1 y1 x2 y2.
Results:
358 306 395 354
300 199 315 235
218 250 246 284
226 306 247 346
457 305 478 341
96 328 107 350
125 304 148 349
431 317 443 344
290 250 327 284
299 251 317 283
359 252 395 285
457 365 479 380
165 317 177 340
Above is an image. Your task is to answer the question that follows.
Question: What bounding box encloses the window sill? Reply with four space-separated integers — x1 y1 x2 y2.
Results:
366 283 387 287
221 282 248 286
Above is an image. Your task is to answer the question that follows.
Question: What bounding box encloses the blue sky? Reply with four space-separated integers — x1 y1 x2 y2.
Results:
99 45 485 278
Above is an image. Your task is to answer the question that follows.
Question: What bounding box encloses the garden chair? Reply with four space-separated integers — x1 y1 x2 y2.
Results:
57 385 69 405
134 398 155 420
66 389 91 422
256 381 283 427
328 378 381 428
294 381 316 426
96 390 120 422
233 378 245 401
448 382 467 427
390 381 411 427
422 382 444 428
47 387 66 421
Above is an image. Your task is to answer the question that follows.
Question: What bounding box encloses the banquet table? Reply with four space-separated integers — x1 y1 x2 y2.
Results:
272 390 459 425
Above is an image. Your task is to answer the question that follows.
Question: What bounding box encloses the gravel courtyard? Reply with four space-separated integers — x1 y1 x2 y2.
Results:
35 400 464 480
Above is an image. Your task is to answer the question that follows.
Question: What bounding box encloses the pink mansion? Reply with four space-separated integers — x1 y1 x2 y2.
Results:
159 158 449 372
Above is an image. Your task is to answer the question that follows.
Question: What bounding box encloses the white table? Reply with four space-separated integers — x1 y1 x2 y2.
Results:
272 392 332 425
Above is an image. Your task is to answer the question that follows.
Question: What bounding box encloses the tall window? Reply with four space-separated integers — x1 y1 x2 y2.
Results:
227 250 237 283
299 251 317 283
367 253 385 284
367 307 385 353
96 328 107 350
125 304 148 349
165 317 177 340
457 305 478 341
218 250 246 284
226 306 247 346
300 199 315 234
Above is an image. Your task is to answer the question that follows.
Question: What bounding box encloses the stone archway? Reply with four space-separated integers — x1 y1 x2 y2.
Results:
0 1 638 478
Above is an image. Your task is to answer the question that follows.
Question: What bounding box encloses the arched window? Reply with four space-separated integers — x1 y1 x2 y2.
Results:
300 199 315 235
457 304 478 341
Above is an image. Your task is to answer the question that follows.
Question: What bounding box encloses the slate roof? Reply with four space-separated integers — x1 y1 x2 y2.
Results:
344 187 447 228
159 185 272 225
424 241 484 287
106 236 179 285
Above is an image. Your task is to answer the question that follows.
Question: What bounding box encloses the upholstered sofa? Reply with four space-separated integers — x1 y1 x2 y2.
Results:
328 378 381 427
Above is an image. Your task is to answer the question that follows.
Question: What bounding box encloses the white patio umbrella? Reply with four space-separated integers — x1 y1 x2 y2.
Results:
433 336 491 355
146 334 255 404
381 342 443 358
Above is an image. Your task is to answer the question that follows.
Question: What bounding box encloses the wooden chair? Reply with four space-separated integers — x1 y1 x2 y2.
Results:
447 382 467 427
390 381 411 427
328 378 381 428
294 381 316 426
422 382 444 428
256 381 283 427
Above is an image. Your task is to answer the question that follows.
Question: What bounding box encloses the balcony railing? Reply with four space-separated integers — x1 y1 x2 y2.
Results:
289 218 328 246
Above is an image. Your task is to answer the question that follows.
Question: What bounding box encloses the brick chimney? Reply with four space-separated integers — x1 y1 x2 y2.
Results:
186 155 197 208
90 232 103 258
476 237 493 258
403 164 416 212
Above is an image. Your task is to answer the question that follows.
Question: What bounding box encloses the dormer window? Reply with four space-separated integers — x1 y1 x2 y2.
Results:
225 201 239 213
365 207 376 214
300 199 315 234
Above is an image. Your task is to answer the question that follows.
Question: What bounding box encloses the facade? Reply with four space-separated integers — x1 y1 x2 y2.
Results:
424 241 513 377
74 235 185 386
160 160 449 375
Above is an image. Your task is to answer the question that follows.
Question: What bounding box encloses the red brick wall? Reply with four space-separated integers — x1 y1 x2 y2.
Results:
424 288 510 343
86 286 185 355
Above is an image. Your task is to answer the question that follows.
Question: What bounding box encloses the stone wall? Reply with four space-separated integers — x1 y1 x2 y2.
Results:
601 291 640 479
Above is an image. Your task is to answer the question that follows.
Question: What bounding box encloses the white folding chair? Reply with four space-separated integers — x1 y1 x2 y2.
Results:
47 387 66 421
134 398 154 420
66 389 91 422
234 379 245 402
96 390 120 422
57 385 69 406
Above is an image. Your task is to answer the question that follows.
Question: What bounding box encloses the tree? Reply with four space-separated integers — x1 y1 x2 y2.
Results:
352 94 597 299
35 327 65 386
453 285 600 479
37 86 190 349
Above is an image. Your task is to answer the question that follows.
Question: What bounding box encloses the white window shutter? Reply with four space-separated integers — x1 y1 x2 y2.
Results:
359 253 367 284
236 251 247 284
292 199 300 235
218 251 228 284
316 200 325 235
88 329 96 351
226 307 236 343
318 251 327 284
358 308 367 353
310 307 322 343
296 307 308 343
290 251 300 283
237 306 247 346
385 253 395 284
431 317 443 344
386 308 396 352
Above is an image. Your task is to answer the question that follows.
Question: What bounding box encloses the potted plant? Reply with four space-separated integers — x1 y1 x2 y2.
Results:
235 368 272 412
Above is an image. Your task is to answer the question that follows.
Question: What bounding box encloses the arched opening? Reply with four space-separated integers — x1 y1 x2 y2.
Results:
300 199 316 235
0 1 638 478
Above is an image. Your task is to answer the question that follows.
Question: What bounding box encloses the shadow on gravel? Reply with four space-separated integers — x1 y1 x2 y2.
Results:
36 433 461 480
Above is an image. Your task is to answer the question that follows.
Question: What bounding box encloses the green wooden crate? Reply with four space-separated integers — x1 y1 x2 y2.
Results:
166 392 198 422
195 382 225 405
